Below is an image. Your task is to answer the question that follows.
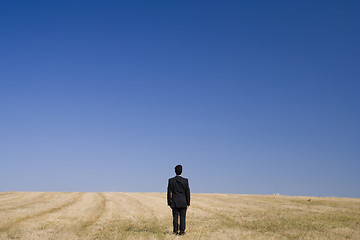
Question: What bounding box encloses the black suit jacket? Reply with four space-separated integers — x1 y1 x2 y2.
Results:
167 175 190 208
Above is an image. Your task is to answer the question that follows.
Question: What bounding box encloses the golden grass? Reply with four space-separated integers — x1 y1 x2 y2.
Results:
0 192 359 239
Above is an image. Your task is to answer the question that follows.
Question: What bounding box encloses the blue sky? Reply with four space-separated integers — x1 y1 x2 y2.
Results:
1 0 359 197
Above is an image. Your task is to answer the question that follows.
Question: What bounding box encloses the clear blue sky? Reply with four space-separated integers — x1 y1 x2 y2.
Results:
1 0 359 197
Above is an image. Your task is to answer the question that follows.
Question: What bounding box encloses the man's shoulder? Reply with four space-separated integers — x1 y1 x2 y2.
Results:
169 176 188 181
177 176 189 182
181 177 188 181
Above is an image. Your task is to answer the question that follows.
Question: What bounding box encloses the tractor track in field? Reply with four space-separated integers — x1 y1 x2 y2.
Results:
0 192 18 197
0 192 53 211
0 192 27 203
0 192 85 232
120 193 156 217
78 192 107 230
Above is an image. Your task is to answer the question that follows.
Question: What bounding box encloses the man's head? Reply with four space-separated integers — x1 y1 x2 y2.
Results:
175 165 182 175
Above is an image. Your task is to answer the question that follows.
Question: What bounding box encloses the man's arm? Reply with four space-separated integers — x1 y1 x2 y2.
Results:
167 179 172 206
185 179 190 206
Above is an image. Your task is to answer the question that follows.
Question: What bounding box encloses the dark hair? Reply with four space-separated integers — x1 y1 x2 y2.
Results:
175 165 182 175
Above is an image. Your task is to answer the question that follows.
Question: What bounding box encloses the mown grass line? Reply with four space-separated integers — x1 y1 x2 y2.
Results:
0 192 18 197
238 206 360 239
78 192 107 230
0 192 85 233
0 193 27 203
193 204 239 235
0 192 53 211
89 193 169 239
120 193 164 227
91 218 169 240
119 192 160 220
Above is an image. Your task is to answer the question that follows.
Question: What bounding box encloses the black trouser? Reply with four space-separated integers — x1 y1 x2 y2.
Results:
172 207 187 233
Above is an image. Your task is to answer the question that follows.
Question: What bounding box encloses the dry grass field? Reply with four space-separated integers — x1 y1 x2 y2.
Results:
0 192 359 240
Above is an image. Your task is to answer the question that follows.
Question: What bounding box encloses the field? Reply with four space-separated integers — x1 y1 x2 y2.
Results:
0 192 359 239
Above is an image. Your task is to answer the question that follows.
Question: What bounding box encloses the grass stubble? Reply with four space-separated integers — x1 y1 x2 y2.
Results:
0 192 359 239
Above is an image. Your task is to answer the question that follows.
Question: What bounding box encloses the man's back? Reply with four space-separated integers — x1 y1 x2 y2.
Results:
167 176 190 208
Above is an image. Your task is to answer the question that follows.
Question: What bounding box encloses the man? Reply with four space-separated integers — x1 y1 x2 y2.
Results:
167 165 190 235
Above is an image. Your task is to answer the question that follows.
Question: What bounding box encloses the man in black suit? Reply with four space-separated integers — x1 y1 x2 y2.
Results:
167 165 190 235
